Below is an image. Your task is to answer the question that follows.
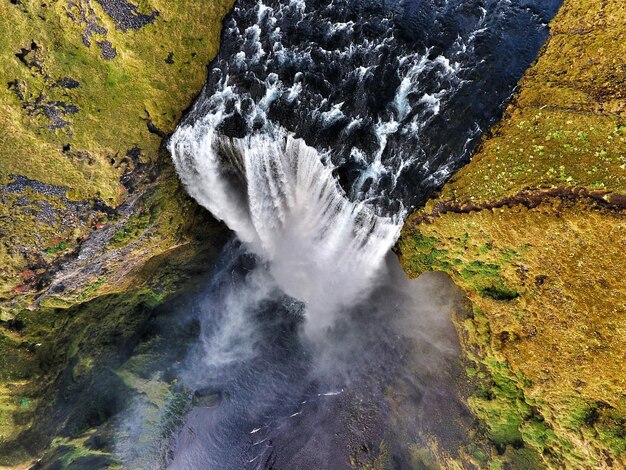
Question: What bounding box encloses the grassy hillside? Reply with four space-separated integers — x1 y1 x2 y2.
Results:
0 0 233 313
398 1 626 468
0 0 233 464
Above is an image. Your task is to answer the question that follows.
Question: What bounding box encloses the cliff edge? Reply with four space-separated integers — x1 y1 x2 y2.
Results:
398 1 626 468
0 1 233 464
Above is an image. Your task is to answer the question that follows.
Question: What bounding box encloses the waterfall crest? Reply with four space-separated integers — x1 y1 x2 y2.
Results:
167 0 562 328
170 122 401 328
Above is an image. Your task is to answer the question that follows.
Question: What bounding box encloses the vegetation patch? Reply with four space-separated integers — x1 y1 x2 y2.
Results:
0 0 234 312
398 0 626 467
0 236 224 467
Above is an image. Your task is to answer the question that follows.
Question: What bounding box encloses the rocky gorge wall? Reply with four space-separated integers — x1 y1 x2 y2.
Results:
398 1 626 468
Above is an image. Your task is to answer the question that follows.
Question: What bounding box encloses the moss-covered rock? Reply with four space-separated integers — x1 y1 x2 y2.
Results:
0 234 227 467
398 0 626 468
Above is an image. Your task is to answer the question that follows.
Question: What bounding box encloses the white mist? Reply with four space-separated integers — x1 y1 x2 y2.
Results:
170 124 401 333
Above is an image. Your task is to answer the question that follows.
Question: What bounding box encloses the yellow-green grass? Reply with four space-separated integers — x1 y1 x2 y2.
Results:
0 0 234 308
435 0 626 206
0 0 233 203
400 200 625 468
398 0 626 467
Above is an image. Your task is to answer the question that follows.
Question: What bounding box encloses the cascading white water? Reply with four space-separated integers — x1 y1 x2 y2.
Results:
166 0 478 322
167 0 559 338
170 120 401 331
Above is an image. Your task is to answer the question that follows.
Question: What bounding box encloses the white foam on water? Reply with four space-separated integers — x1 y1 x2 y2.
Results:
170 116 402 332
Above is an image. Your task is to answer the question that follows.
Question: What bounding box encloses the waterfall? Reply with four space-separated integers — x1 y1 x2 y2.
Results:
168 0 560 329
122 0 563 467
170 121 401 330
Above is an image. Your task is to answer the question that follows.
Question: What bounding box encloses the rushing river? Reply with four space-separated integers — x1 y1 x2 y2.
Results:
126 0 560 467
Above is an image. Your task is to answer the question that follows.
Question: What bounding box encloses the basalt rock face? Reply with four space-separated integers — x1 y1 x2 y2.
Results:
0 0 233 464
398 0 626 468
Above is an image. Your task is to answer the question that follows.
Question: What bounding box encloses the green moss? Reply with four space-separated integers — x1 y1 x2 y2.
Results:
479 286 519 301
408 446 440 470
75 279 105 302
460 261 500 279
468 359 529 447
44 241 69 255
399 237 520 301
31 438 118 470
460 261 519 300
596 412 626 457
159 391 193 440
399 1 626 467
0 0 235 310
110 211 152 247
520 419 559 452
398 233 452 275
0 335 39 382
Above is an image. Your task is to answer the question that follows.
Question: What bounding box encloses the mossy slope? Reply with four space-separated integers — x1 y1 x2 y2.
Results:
0 241 226 467
0 0 234 312
0 0 233 202
0 0 234 465
398 0 626 468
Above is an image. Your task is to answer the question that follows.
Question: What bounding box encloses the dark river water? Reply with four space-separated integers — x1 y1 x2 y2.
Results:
163 243 471 469
176 0 561 213
119 0 561 468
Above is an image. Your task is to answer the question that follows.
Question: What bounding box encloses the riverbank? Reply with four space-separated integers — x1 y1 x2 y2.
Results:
0 1 233 465
398 1 626 467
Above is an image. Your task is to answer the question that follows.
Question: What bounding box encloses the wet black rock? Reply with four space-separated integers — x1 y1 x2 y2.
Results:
96 40 117 60
84 428 115 451
146 118 167 137
95 0 159 31
8 79 26 100
54 77 80 89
